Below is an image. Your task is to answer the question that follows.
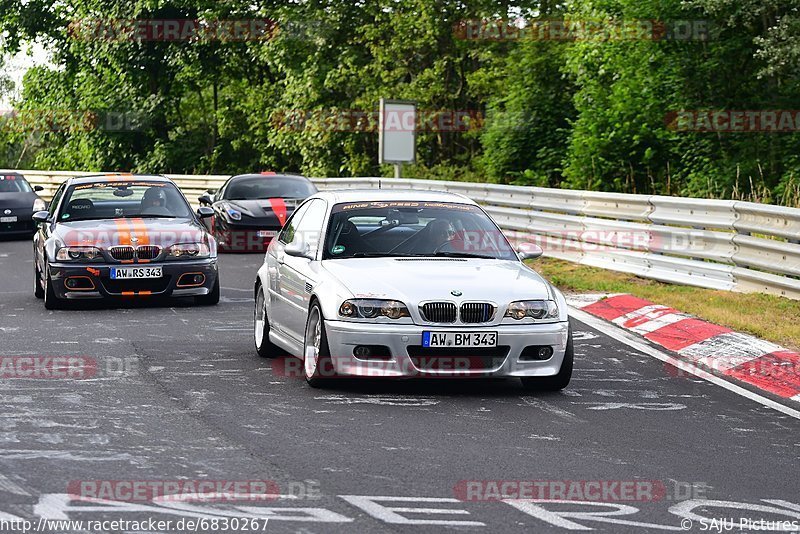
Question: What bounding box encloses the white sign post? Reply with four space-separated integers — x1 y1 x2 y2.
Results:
379 99 416 178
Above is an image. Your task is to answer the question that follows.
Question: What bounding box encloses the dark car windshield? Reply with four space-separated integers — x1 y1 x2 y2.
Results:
322 201 518 261
224 176 317 200
58 180 193 222
0 175 33 193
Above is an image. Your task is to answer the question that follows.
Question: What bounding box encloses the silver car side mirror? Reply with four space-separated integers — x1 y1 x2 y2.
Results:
32 211 51 224
517 243 543 261
284 240 314 260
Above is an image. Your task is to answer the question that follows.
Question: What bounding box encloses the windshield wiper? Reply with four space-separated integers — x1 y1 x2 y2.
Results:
348 252 418 258
428 251 498 259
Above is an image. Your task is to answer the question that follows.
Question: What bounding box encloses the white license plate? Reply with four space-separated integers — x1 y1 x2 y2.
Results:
257 230 277 238
0 216 17 223
422 332 498 348
110 267 163 279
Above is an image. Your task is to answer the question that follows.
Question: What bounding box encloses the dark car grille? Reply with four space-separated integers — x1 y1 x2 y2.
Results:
136 245 161 260
109 246 161 261
460 303 496 324
102 277 172 294
420 302 457 323
110 246 135 261
407 346 510 371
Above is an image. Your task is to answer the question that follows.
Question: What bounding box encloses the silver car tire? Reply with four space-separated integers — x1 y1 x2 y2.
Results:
254 285 281 358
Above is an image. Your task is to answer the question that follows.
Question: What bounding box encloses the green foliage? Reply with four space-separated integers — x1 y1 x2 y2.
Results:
0 0 798 204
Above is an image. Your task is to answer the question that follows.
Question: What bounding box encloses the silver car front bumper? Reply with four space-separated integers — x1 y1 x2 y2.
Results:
324 320 570 378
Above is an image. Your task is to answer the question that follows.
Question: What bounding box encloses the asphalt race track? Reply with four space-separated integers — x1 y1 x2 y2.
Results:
0 237 798 533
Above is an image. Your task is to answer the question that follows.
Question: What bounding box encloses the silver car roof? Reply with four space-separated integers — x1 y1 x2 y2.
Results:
311 188 477 206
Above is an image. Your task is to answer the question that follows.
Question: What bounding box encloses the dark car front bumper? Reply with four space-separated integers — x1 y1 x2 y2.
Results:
214 222 280 253
0 213 36 237
48 258 218 300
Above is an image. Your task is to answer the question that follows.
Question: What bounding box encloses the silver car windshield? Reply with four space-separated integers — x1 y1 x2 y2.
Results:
323 201 517 260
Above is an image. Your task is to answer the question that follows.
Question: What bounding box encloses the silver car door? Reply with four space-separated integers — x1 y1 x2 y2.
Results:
270 201 312 336
277 199 328 343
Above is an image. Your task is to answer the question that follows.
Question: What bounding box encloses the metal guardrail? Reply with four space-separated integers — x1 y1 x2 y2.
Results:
6 169 800 300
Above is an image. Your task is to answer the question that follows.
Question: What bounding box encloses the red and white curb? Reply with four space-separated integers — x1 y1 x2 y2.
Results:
567 294 800 404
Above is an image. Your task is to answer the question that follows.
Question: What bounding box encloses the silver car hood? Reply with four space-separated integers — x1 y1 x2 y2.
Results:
321 257 552 303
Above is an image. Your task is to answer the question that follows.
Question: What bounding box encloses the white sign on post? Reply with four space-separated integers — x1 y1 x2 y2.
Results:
379 99 416 176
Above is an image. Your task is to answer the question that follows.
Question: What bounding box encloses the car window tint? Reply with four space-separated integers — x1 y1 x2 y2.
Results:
59 181 193 221
225 177 316 200
0 175 31 193
278 200 312 245
293 199 327 256
49 184 67 217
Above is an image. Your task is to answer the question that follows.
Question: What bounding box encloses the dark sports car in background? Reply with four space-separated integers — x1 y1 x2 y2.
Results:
199 172 317 252
33 174 219 309
0 172 47 237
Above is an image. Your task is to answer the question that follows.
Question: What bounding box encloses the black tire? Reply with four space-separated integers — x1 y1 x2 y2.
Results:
43 262 63 310
34 259 44 299
195 276 220 306
304 301 334 388
521 328 574 392
254 284 282 358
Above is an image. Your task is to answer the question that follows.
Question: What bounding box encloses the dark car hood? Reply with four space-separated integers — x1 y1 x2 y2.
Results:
226 198 302 224
0 192 39 210
55 218 209 248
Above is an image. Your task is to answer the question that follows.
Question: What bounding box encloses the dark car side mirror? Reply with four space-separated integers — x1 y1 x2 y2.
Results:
32 211 51 224
34 185 44 192
197 207 214 219
198 194 213 206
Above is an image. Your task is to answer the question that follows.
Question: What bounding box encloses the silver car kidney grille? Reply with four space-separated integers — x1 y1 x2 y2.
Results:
420 302 457 323
460 303 496 323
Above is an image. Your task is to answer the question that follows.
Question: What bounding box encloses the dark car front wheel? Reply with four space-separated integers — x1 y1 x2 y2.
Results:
195 276 220 305
43 262 63 310
34 260 44 299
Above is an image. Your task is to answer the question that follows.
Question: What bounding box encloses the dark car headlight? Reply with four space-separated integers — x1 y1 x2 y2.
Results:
339 299 410 320
167 243 211 259
55 246 102 261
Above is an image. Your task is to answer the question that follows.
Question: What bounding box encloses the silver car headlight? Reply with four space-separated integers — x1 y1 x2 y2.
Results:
339 299 410 320
504 300 559 320
55 246 102 261
167 243 211 259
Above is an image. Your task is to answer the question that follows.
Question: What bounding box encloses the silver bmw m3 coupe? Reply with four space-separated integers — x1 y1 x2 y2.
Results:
253 189 573 389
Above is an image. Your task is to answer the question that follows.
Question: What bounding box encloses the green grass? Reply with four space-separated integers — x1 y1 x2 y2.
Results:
529 257 800 351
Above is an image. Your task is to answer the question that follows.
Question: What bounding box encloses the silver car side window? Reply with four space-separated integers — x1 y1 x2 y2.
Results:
293 199 327 256
278 200 312 245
